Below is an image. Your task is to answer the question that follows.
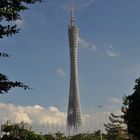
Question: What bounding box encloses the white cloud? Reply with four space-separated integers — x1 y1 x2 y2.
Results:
106 45 121 57
106 49 120 57
78 37 97 51
0 103 66 125
56 68 66 77
0 103 122 134
34 105 44 110
13 111 32 124
48 106 59 112
0 103 67 133
108 97 121 104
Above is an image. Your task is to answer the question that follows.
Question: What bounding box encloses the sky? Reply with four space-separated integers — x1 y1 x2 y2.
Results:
1 0 140 132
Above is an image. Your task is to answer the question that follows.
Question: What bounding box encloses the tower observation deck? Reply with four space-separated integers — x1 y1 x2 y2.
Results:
67 0 82 134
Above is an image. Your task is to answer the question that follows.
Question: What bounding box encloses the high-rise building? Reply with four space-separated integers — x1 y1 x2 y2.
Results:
67 1 82 134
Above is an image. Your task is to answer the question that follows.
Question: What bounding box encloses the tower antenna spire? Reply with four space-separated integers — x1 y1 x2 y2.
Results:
70 0 75 26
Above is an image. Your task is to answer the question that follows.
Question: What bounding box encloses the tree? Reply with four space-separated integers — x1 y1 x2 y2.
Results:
122 78 140 140
0 0 41 93
0 73 30 94
104 113 129 140
44 133 55 140
1 121 48 140
0 52 9 57
68 132 107 140
54 131 66 140
1 122 41 140
0 0 41 38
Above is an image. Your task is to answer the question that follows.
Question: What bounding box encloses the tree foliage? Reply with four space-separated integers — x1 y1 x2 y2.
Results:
104 113 129 140
0 52 9 57
54 131 66 140
0 0 41 38
0 73 30 94
68 131 107 140
1 122 46 140
44 133 55 140
0 0 41 94
122 78 140 140
0 121 109 140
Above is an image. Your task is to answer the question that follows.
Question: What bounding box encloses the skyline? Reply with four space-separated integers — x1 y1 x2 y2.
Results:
0 0 140 132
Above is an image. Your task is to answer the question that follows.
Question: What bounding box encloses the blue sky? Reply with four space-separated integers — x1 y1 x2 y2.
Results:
1 0 140 115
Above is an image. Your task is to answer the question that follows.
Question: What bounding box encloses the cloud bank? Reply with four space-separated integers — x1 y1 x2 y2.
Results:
0 103 121 133
0 103 66 133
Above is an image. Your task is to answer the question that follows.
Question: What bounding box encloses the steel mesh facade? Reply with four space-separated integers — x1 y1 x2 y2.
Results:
67 24 82 134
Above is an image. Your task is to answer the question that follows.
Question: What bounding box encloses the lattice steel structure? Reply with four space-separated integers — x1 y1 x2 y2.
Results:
67 1 82 134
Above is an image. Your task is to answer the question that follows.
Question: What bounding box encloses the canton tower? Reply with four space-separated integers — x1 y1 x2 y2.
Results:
67 0 82 134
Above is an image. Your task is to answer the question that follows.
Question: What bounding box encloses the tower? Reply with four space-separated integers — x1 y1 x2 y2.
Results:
67 0 82 134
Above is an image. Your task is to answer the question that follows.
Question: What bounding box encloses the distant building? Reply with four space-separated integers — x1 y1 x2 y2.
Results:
67 1 82 135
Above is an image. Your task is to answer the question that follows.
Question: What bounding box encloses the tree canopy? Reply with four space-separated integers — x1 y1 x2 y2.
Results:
0 73 30 94
1 122 108 140
0 0 41 94
122 78 140 140
1 122 46 140
104 113 129 140
0 0 41 38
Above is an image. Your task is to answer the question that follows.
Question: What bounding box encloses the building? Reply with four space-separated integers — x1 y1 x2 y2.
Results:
67 1 82 134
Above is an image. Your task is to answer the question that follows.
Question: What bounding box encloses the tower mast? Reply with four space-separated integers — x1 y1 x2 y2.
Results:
67 0 82 135
70 0 75 26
